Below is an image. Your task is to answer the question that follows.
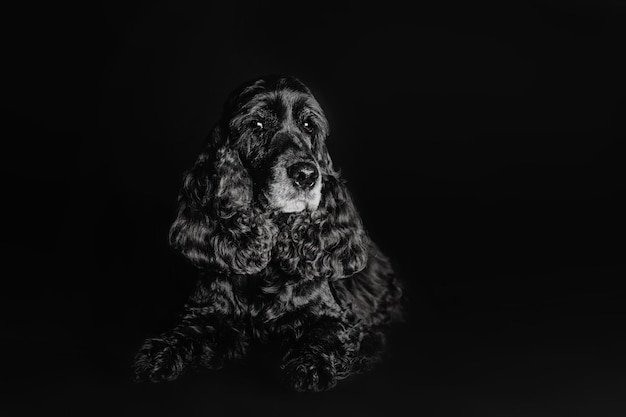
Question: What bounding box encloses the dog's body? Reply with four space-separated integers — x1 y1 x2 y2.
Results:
133 75 403 391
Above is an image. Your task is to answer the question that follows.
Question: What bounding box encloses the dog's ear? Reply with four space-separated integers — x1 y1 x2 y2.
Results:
275 174 369 280
313 175 370 279
169 127 277 274
309 121 369 279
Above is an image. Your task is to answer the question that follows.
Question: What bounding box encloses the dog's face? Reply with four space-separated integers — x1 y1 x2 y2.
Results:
224 76 330 213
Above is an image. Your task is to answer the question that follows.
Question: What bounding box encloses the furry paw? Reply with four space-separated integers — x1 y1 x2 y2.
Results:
133 338 186 383
282 352 338 392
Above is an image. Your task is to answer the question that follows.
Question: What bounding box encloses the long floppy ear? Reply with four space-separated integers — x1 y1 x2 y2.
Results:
313 126 369 279
312 174 370 279
275 173 369 280
169 128 278 275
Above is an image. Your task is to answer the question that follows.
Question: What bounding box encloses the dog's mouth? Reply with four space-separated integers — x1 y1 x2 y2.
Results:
270 189 322 213
266 159 322 213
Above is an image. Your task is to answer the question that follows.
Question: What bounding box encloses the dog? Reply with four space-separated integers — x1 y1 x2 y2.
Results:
133 75 404 391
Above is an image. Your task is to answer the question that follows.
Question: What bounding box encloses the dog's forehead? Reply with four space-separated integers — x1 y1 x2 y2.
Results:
248 89 319 119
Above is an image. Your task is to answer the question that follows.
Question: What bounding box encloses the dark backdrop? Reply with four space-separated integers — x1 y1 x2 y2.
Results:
2 1 625 416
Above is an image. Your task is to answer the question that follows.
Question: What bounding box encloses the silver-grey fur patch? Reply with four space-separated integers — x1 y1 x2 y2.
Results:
268 158 322 213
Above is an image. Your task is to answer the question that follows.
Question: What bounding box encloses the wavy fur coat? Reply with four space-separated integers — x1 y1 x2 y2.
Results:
133 75 403 391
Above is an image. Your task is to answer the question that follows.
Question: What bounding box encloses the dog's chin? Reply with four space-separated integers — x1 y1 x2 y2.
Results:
279 198 319 213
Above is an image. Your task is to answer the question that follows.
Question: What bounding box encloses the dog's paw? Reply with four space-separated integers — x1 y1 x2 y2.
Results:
132 338 186 383
282 351 338 392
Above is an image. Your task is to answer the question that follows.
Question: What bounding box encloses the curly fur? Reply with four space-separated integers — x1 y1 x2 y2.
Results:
133 75 404 391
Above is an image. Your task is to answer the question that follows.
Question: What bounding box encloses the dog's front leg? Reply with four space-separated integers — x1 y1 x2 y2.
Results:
133 279 248 382
280 314 359 392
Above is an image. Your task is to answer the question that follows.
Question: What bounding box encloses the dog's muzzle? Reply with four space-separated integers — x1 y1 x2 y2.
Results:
267 158 322 214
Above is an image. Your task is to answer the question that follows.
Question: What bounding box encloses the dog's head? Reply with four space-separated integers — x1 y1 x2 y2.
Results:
169 75 368 278
215 75 332 213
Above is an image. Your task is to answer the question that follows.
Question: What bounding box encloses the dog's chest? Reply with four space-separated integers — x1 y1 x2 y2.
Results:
206 271 344 328
223 274 340 321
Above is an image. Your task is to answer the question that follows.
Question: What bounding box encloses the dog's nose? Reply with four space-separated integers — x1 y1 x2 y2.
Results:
287 162 319 189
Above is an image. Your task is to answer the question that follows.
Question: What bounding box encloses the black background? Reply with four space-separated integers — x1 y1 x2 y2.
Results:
2 1 626 416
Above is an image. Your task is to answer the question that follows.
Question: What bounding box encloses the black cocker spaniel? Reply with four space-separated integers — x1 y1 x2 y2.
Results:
133 75 404 391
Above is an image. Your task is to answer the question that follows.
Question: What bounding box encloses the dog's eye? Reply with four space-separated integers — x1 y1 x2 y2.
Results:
302 120 315 134
252 121 264 132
